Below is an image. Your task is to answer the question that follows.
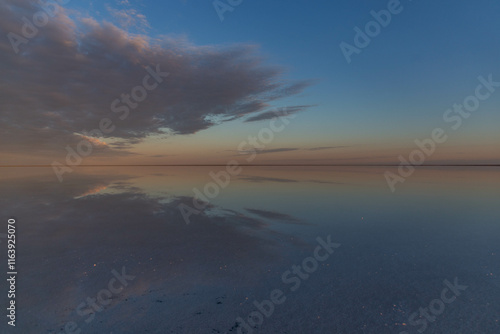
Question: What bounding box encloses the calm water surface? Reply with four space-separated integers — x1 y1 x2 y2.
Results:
0 167 499 333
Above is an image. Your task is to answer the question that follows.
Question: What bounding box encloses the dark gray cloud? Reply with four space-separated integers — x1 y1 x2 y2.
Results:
244 105 314 123
235 146 350 157
150 154 176 158
0 0 312 157
307 146 350 151
252 148 299 155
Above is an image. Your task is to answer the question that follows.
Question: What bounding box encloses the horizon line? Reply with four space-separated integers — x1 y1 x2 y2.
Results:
1 164 499 167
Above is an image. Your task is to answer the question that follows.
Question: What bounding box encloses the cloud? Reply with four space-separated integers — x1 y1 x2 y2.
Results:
0 0 312 158
244 105 313 123
150 154 176 158
106 2 151 32
257 148 299 154
235 146 349 156
237 147 299 156
307 146 350 151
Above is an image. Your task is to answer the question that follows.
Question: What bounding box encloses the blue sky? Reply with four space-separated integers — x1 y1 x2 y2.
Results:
88 0 500 143
1 0 499 164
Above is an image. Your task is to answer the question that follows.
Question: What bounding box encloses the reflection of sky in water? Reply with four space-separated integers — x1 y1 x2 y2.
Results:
0 167 499 333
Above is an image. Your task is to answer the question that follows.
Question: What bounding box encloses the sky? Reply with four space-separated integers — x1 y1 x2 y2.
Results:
1 0 499 165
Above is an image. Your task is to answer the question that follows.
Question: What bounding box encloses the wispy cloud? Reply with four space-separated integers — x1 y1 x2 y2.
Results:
150 154 176 158
244 105 314 122
235 146 349 156
307 146 350 151
106 1 151 32
239 148 299 155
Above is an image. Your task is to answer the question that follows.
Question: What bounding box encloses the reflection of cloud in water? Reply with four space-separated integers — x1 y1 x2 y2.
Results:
0 171 304 332
73 184 108 199
238 174 348 186
245 208 307 225
238 175 298 183
2 167 500 333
